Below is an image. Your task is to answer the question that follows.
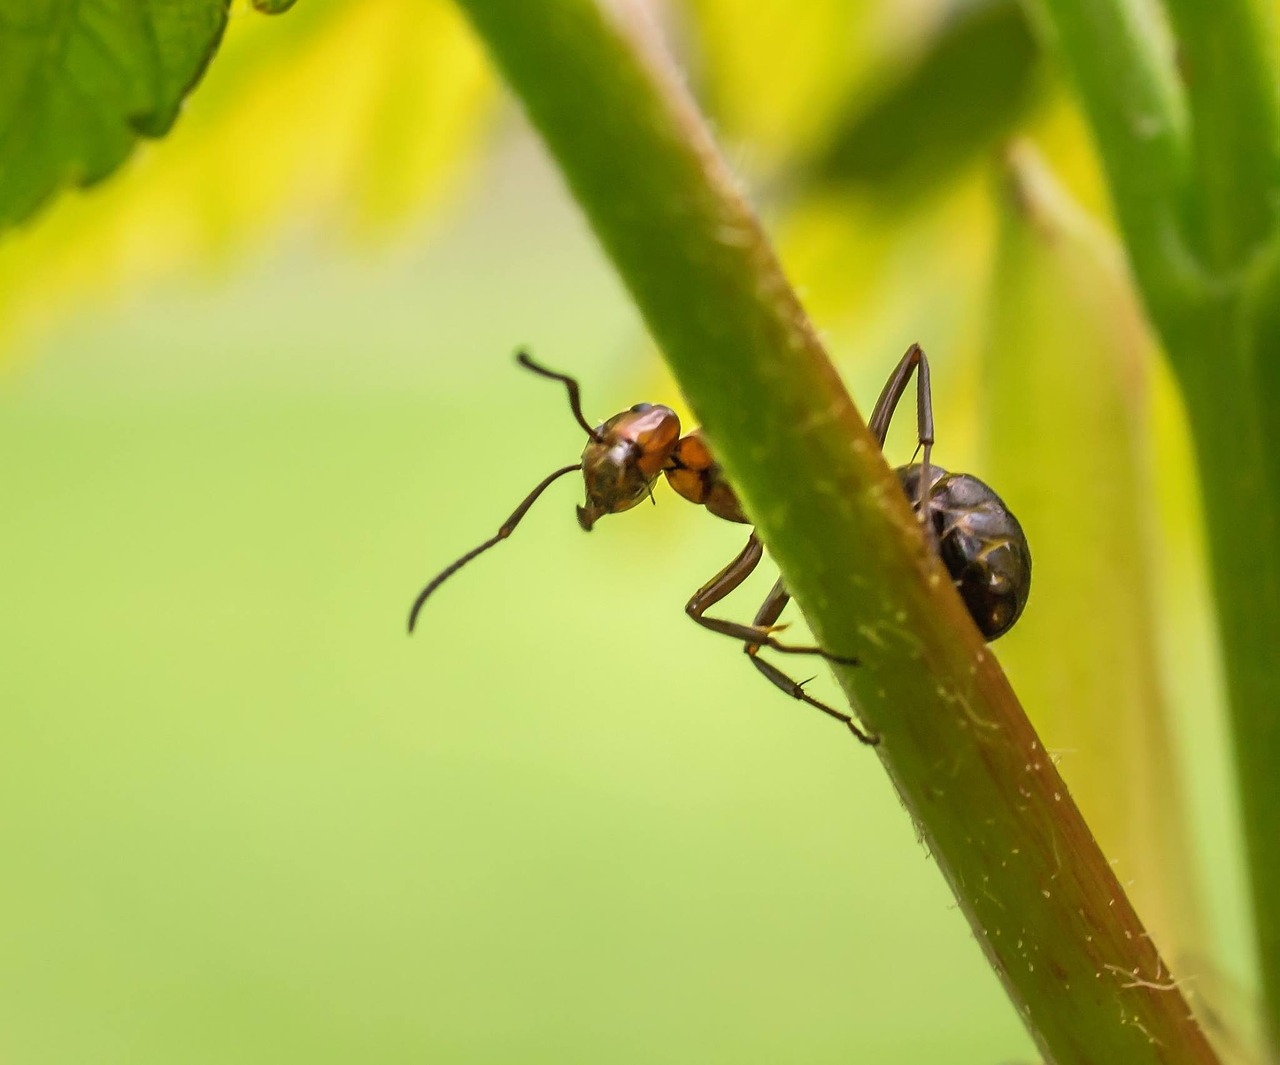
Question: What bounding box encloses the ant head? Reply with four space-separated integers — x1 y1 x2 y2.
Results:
577 403 681 530
407 355 683 634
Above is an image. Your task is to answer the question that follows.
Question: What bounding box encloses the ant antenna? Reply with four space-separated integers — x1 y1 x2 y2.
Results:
515 351 603 442
408 462 583 633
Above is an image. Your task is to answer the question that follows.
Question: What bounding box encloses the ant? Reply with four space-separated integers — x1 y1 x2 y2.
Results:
408 345 1031 745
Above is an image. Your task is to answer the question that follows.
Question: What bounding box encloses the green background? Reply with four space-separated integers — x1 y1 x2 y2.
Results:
0 138 1045 1061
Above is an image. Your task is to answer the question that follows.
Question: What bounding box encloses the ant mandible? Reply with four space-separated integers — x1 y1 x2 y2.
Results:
408 345 1032 746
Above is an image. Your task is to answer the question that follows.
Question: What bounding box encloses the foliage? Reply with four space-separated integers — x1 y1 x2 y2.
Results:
0 0 493 353
0 0 230 230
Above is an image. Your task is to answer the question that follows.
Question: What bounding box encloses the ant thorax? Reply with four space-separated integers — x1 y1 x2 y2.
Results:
664 429 749 524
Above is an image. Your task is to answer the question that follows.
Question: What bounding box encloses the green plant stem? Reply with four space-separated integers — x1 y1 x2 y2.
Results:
1179 279 1280 1050
1180 301 1280 1037
1019 0 1195 317
451 1 1218 1060
1162 0 1280 269
1030 0 1280 1045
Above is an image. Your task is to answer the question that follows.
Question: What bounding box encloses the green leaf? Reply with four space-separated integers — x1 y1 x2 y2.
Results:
0 0 496 369
0 0 231 231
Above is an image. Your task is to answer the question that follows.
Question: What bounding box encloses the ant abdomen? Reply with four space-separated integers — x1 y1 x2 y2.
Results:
898 464 1032 641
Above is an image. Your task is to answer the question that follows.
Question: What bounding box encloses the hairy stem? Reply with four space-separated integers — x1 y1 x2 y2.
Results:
452 1 1219 1060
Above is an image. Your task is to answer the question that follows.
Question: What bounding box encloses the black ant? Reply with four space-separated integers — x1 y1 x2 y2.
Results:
408 345 1031 745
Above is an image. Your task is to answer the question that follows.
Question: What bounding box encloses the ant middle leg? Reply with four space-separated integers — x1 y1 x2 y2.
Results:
744 579 877 745
685 534 855 661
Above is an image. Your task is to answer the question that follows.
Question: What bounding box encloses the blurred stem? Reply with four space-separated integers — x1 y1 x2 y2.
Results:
1029 0 1280 1046
1162 0 1280 269
1019 0 1195 318
1178 285 1280 1052
451 0 1218 1060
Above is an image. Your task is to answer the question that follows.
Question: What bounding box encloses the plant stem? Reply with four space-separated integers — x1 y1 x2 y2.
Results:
1179 280 1280 1049
1162 0 1280 269
1019 0 1196 318
450 0 1219 1060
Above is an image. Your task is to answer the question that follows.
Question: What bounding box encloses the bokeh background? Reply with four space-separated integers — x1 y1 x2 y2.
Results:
0 1 1259 1061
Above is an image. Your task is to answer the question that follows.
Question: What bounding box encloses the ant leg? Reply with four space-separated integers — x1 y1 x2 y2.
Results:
743 580 877 745
867 343 934 515
515 351 602 441
685 535 855 661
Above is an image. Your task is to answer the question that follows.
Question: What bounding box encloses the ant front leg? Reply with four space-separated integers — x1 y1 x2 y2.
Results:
743 579 877 745
685 534 854 660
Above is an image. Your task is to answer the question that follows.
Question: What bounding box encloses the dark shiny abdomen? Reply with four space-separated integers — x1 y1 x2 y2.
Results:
897 464 1031 640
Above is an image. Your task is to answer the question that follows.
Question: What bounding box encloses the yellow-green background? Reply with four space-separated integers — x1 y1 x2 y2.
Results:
0 1 1258 1061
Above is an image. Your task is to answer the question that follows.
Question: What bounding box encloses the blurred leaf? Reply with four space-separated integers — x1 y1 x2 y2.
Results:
809 0 1042 203
0 0 495 358
982 142 1206 968
685 0 934 169
776 167 1001 483
779 175 996 402
0 0 231 231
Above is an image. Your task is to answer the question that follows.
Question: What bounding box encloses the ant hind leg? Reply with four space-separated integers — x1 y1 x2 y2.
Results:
744 579 876 745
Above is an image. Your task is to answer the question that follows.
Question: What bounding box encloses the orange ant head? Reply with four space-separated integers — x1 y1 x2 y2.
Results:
577 403 681 530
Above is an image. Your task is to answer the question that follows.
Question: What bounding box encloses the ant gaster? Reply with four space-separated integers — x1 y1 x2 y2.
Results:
408 346 1032 745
